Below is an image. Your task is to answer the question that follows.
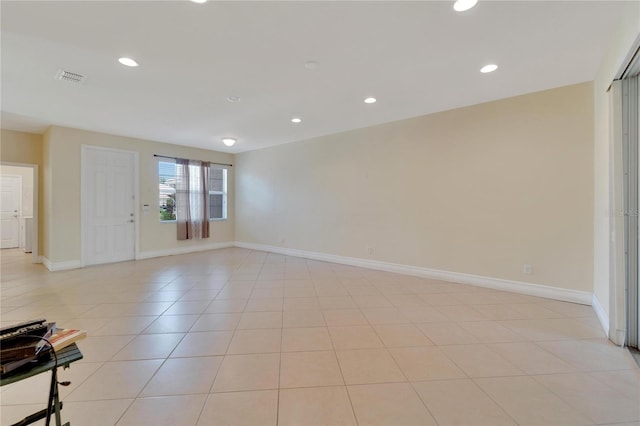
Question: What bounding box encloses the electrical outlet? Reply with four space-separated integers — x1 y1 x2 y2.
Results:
523 264 533 275
367 246 373 255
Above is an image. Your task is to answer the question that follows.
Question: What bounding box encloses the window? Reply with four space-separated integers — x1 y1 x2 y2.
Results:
159 160 177 221
158 160 227 222
208 168 227 220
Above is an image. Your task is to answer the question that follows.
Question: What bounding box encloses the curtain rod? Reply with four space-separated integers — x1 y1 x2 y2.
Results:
154 154 232 167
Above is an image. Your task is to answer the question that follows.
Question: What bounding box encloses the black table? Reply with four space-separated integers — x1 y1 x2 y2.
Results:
1 344 83 426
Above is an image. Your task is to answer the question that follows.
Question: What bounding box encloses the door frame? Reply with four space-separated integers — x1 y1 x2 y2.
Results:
80 145 139 267
0 161 39 263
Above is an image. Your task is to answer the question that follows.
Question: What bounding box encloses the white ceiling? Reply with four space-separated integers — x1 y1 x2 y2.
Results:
0 1 632 153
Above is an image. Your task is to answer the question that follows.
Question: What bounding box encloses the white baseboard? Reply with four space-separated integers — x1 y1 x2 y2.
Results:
41 257 82 272
40 242 234 271
138 241 234 260
37 241 596 308
234 241 593 305
591 294 611 337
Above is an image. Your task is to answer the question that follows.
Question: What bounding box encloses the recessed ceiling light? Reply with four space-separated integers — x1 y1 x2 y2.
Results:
226 96 240 103
190 0 207 3
291 117 302 124
222 138 236 147
480 64 498 73
453 0 478 12
364 97 377 104
118 57 138 67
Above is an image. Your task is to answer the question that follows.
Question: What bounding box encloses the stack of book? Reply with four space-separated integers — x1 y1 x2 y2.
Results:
0 319 86 375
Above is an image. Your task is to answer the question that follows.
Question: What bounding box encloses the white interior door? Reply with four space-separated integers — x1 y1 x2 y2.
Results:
0 175 22 249
82 146 136 266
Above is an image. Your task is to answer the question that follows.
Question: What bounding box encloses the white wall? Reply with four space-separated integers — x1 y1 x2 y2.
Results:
236 83 594 295
592 1 640 339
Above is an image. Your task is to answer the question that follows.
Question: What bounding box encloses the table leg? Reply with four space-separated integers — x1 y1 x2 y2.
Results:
52 370 63 426
44 367 63 426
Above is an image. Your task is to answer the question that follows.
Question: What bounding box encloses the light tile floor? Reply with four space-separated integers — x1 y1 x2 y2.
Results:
1 247 639 426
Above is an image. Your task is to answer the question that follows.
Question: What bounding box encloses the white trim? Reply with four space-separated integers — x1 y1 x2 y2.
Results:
610 81 628 347
592 293 611 337
138 241 234 260
615 32 640 80
41 257 82 271
41 242 234 269
134 151 141 262
234 241 593 305
80 146 86 266
612 328 627 346
32 164 39 264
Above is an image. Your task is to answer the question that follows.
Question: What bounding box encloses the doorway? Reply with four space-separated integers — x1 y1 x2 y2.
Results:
81 145 137 266
0 163 39 263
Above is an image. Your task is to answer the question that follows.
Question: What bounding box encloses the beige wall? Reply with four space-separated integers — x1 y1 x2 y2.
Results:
0 129 43 165
44 126 234 264
236 83 594 292
42 128 52 260
592 1 640 334
0 129 44 255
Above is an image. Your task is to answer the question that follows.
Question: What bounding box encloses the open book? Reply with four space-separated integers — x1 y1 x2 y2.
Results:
48 328 87 352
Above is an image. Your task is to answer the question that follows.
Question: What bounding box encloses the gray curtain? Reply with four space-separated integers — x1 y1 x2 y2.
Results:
176 159 210 240
200 162 210 239
176 158 190 240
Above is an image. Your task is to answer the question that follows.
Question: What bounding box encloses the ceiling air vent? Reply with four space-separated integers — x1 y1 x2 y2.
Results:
56 69 86 84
